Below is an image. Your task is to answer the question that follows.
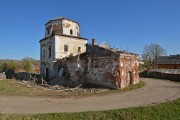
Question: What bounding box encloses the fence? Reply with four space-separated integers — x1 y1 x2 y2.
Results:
140 69 180 82
15 72 31 81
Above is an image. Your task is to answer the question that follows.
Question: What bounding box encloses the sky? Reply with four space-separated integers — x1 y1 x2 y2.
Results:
0 0 179 60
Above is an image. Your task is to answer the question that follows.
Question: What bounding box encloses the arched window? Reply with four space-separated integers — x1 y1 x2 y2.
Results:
70 29 73 35
48 45 51 58
78 47 81 52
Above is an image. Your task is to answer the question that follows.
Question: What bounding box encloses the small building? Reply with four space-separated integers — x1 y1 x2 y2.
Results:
148 55 180 81
39 17 139 89
157 55 180 69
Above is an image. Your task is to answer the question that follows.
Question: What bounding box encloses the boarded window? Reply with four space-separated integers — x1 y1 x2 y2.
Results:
64 45 68 52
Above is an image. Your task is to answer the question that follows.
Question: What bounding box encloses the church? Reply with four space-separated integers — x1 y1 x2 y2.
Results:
39 17 139 89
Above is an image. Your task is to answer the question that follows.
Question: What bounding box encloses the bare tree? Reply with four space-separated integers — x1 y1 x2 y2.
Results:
142 43 166 69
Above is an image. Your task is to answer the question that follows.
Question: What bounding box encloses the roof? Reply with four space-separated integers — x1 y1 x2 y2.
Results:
98 43 138 55
45 17 79 26
86 44 138 57
39 33 87 43
157 56 180 65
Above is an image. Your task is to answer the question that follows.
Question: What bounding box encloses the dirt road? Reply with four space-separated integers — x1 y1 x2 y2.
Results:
0 78 179 114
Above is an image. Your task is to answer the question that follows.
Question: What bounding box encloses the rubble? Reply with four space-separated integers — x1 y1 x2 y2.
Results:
18 74 110 93
0 72 6 79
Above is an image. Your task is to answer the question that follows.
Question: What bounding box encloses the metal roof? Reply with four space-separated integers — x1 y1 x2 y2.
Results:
157 56 180 65
39 33 87 43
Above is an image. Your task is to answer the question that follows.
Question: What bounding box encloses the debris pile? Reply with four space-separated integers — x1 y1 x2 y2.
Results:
0 72 6 79
18 74 109 93
48 77 66 86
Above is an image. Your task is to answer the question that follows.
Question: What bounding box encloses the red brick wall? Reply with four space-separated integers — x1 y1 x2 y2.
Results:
157 64 180 69
116 54 139 89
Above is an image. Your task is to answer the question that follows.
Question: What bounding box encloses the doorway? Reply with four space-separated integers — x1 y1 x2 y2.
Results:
58 67 65 77
128 71 133 84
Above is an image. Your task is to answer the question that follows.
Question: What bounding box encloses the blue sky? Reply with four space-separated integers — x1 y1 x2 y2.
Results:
0 0 179 60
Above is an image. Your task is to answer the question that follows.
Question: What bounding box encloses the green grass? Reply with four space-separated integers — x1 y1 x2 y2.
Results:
0 98 179 120
0 79 179 120
0 79 144 98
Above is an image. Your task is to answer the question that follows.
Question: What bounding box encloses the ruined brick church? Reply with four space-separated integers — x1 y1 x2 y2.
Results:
39 17 139 89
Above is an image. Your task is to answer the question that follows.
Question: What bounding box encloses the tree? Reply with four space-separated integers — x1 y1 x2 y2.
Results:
0 63 7 72
142 43 166 69
0 64 2 72
22 57 33 72
7 61 19 71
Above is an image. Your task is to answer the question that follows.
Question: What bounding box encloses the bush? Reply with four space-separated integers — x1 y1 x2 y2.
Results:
22 57 33 72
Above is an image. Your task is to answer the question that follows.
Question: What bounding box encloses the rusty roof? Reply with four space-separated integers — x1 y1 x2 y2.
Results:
97 44 138 55
45 17 79 26
86 44 138 56
39 33 87 43
157 56 180 65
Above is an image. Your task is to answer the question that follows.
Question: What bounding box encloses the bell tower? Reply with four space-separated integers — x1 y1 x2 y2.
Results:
45 17 80 38
39 17 87 78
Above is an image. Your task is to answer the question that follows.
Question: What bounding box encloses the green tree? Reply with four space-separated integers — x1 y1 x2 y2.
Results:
7 61 19 71
22 57 33 72
0 64 2 72
142 43 166 69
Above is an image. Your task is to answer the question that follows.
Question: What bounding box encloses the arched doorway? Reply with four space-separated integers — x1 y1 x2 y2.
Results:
58 67 65 77
57 66 70 79
127 71 133 84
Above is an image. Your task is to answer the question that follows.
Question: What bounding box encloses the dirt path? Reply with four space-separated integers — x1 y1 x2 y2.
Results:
0 78 179 114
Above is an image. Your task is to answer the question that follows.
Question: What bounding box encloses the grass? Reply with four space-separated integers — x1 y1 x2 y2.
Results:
0 98 179 120
0 79 179 120
0 79 144 98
